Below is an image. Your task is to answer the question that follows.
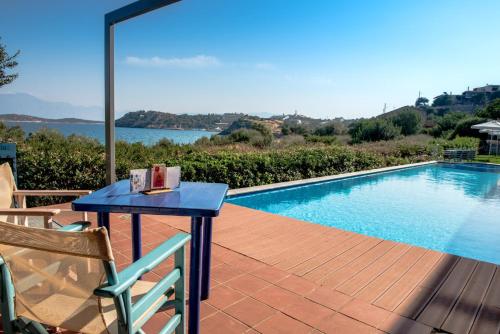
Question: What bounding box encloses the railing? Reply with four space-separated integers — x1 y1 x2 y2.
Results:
443 149 476 161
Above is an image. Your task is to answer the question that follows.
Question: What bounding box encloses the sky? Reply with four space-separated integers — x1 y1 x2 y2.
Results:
1 0 500 119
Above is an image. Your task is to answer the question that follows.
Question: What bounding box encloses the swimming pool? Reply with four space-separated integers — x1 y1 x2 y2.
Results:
226 163 500 264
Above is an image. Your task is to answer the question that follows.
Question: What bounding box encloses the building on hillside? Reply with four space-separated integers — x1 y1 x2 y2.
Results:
433 85 500 106
472 85 500 93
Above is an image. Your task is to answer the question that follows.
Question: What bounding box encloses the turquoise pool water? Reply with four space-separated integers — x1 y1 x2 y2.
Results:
226 163 500 264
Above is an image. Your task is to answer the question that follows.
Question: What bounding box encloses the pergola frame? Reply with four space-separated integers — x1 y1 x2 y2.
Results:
105 0 180 184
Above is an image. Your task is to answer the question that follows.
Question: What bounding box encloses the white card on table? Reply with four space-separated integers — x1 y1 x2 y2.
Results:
166 166 181 189
130 169 148 193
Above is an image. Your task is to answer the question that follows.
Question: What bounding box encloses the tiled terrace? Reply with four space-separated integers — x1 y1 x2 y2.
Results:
6 202 500 334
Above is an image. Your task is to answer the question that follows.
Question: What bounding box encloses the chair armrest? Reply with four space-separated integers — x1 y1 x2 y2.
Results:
0 208 61 217
58 221 91 231
95 233 191 298
14 190 92 197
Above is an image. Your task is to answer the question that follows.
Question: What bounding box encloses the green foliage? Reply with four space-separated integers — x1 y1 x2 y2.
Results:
415 97 429 107
0 122 24 142
304 135 338 145
202 118 274 148
432 93 453 107
3 123 478 206
116 110 243 131
349 118 401 143
450 117 487 139
430 136 480 150
227 129 272 148
282 124 309 136
474 155 500 164
431 112 468 137
313 121 347 136
17 129 106 205
477 98 500 120
390 110 422 136
313 123 337 136
0 37 20 87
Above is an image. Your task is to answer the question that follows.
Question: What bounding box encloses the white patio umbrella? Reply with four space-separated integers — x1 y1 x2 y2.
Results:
472 121 500 155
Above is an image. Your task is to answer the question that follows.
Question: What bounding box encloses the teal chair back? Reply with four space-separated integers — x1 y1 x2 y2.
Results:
0 221 189 334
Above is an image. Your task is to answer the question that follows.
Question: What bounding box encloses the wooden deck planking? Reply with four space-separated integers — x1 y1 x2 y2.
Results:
395 253 460 318
336 243 412 296
354 246 427 303
417 257 478 328
441 262 497 334
287 233 367 276
319 240 398 288
303 237 382 282
273 230 353 270
468 267 500 334
372 250 443 311
44 202 500 334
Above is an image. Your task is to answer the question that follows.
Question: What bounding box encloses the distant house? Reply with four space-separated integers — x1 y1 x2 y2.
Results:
472 85 500 93
461 84 500 105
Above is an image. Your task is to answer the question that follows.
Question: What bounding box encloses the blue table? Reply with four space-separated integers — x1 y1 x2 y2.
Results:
72 181 228 334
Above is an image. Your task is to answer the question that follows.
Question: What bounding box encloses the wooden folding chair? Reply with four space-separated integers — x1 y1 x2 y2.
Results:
0 221 189 334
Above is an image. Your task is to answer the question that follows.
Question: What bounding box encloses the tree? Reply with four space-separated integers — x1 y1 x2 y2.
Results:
432 112 468 137
391 110 422 136
477 98 500 120
0 38 20 87
415 97 429 108
432 93 452 107
314 121 348 136
450 117 487 139
348 118 401 143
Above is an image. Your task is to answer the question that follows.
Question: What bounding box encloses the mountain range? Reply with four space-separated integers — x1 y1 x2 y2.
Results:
0 93 103 121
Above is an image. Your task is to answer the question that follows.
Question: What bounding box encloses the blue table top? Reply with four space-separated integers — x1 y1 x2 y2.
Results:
72 181 229 217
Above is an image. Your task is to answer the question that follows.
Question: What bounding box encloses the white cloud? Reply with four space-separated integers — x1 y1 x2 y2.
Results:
125 55 221 69
254 62 276 70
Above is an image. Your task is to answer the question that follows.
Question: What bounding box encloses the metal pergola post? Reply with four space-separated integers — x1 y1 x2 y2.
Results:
104 0 180 184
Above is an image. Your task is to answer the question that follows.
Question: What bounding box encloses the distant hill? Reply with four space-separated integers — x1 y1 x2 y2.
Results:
0 114 102 124
377 106 426 119
0 93 103 121
115 110 245 131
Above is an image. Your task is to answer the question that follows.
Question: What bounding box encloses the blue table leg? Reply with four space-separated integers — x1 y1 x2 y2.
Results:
188 217 203 334
201 217 213 300
131 213 142 262
97 212 110 236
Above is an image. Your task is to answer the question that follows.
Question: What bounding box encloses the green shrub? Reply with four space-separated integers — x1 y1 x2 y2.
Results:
304 135 338 145
431 112 468 137
429 136 480 151
349 119 401 143
1 122 462 206
449 117 487 139
476 98 500 120
390 110 422 136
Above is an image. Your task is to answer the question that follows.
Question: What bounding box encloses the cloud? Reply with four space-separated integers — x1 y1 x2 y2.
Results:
125 55 221 69
254 62 276 70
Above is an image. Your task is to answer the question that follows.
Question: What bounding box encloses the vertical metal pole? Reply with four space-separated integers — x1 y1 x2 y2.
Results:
201 217 213 300
131 213 142 262
189 216 203 334
174 244 186 334
98 212 111 236
105 20 116 185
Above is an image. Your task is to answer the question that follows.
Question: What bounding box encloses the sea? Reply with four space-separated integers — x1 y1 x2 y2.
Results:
3 121 218 145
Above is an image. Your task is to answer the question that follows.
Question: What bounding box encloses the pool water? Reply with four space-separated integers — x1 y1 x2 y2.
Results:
226 163 500 264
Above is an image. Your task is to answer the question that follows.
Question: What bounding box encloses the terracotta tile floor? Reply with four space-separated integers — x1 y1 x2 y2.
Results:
3 202 500 334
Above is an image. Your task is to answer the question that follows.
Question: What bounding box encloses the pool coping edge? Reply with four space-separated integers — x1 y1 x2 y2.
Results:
227 160 438 197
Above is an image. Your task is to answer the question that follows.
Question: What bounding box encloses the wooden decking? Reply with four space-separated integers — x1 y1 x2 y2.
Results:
165 204 500 334
6 202 500 334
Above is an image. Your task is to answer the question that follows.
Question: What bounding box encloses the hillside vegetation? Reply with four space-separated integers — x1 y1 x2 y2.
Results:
115 110 244 131
0 121 479 206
